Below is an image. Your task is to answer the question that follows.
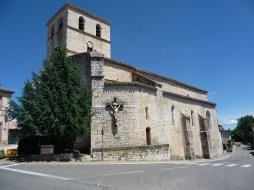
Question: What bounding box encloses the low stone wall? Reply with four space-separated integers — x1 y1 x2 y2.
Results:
18 153 74 162
92 144 170 161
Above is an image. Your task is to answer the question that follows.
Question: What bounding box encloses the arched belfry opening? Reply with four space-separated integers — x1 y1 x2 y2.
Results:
96 24 101 37
79 16 85 31
146 127 151 145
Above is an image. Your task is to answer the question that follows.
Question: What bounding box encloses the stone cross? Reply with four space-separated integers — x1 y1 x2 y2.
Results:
106 98 123 127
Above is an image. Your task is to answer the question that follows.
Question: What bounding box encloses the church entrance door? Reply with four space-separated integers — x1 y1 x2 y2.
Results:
146 127 151 145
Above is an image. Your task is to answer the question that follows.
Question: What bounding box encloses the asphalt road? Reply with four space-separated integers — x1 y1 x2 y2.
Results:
0 146 253 190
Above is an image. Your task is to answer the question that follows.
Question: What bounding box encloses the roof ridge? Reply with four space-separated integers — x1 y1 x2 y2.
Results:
104 81 157 91
0 88 15 94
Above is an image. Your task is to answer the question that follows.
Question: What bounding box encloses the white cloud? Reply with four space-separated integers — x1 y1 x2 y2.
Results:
209 91 217 95
219 118 238 130
219 118 238 125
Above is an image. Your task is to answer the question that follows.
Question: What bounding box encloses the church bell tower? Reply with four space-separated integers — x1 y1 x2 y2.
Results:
47 3 111 58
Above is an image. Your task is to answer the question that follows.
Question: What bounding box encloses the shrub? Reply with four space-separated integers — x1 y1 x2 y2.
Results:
227 140 233 148
0 149 5 159
18 136 52 156
18 136 40 156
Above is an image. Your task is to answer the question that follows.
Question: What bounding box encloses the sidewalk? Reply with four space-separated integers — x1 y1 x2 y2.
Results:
0 148 235 166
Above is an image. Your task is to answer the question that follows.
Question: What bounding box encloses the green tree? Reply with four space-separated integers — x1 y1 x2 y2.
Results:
231 115 254 145
9 48 92 152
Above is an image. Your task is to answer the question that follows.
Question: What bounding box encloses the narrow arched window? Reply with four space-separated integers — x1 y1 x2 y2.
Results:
96 24 101 37
58 17 63 30
171 105 175 126
79 16 85 31
146 127 151 145
145 107 149 119
50 25 54 37
0 96 2 110
206 110 212 128
191 110 195 126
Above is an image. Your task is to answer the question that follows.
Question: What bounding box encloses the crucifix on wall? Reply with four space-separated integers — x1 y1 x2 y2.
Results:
106 97 123 128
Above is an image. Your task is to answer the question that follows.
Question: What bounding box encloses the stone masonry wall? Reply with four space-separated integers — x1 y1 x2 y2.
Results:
47 8 111 57
47 9 68 54
67 9 110 42
143 75 208 101
104 61 208 101
104 62 132 82
73 52 222 160
161 94 222 159
92 144 170 161
91 81 222 160
66 9 111 57
91 86 144 149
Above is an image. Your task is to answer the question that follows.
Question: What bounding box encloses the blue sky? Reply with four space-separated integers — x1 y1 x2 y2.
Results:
1 0 254 129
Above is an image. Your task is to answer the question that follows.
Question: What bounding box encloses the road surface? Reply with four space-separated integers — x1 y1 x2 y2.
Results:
0 145 253 190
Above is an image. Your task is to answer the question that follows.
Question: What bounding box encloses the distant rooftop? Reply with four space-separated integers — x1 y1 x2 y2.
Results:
0 87 15 94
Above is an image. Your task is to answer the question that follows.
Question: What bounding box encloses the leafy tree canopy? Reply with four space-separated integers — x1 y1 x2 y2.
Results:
231 115 254 145
9 48 92 152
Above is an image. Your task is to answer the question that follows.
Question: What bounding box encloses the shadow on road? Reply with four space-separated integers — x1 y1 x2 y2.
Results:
249 152 254 156
242 147 253 151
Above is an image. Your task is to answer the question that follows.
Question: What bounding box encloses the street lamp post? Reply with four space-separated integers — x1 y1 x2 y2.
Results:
101 127 104 161
252 124 254 149
4 113 8 131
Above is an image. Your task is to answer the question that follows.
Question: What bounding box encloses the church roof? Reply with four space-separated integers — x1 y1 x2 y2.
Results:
105 57 208 94
47 3 110 26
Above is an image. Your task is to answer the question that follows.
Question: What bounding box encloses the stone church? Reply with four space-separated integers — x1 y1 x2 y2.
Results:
47 3 223 161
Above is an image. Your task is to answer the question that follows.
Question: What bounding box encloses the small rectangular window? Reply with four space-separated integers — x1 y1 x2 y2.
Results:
58 17 63 31
51 25 54 37
58 23 63 30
